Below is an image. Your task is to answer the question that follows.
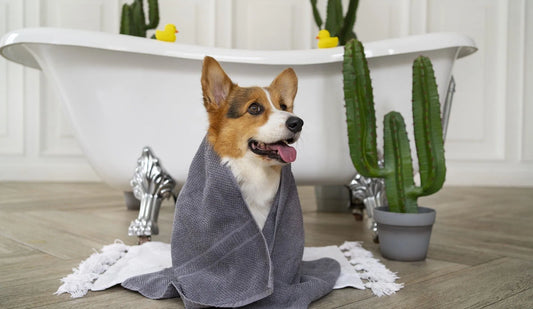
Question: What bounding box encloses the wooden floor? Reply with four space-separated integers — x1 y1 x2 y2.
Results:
0 182 532 308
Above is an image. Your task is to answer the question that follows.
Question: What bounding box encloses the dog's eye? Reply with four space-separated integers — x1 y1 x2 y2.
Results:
280 104 288 111
248 102 263 115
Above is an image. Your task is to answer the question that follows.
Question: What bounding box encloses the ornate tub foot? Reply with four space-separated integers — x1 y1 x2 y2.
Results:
348 173 386 243
124 191 141 210
128 147 176 244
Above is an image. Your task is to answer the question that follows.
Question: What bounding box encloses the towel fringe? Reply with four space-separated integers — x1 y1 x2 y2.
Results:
339 241 403 296
54 240 129 298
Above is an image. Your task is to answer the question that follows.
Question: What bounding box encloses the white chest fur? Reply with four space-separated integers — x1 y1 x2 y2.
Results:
223 154 281 230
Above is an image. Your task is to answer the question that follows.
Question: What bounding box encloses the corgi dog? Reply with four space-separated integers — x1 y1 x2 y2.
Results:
201 56 303 230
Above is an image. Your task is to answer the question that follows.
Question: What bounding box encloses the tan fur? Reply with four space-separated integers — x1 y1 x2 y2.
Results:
200 56 300 229
267 67 298 112
201 57 298 160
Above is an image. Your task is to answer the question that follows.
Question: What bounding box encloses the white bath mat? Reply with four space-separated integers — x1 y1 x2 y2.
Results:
56 240 403 299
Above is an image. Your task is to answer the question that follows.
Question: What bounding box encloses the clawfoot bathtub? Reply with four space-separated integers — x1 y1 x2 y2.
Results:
0 28 476 191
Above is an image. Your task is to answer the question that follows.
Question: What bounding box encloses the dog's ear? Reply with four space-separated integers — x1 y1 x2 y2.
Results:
201 56 233 111
270 68 298 106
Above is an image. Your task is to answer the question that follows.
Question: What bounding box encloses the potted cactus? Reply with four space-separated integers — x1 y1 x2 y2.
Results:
309 0 359 45
343 39 446 261
120 0 159 38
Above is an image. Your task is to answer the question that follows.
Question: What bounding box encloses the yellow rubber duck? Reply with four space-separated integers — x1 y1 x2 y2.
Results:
155 24 178 42
316 30 339 49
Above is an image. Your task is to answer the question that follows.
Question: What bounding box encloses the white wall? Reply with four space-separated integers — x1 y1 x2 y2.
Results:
0 0 532 187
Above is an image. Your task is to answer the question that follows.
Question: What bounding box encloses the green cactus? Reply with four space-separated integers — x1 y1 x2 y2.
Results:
343 39 446 213
310 0 359 45
120 0 160 38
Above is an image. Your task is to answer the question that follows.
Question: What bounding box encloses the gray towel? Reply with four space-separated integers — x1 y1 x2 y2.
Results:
122 137 340 308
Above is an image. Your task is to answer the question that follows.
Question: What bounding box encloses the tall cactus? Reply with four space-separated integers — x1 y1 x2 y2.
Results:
343 39 446 213
310 0 359 45
120 0 160 38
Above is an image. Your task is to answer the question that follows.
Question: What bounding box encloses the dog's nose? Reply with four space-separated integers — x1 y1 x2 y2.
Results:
286 116 304 133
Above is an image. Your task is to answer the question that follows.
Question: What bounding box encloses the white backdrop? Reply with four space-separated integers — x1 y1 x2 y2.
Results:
0 0 532 187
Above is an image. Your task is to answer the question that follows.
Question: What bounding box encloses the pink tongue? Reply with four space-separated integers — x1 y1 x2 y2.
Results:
269 143 297 163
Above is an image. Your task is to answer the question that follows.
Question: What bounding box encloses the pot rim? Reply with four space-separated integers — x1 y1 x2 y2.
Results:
374 206 436 227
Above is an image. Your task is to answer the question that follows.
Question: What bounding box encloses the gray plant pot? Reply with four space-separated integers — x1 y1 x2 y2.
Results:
373 206 436 261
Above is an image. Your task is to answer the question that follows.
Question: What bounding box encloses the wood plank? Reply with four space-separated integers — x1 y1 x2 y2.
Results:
0 211 111 260
341 257 533 308
1 183 533 308
430 225 533 261
483 288 533 308
1 277 183 309
426 243 502 266
0 182 123 211
310 258 468 309
0 234 36 261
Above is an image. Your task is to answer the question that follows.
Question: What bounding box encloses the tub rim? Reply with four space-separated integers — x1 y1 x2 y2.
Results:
0 27 477 70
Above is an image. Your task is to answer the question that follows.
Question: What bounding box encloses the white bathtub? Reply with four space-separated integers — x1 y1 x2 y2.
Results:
0 28 476 190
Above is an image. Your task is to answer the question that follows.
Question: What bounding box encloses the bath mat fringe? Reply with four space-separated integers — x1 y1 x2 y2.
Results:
56 240 403 299
55 240 128 298
339 241 404 296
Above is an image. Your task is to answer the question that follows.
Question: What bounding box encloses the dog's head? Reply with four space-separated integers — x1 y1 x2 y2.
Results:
201 56 303 166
